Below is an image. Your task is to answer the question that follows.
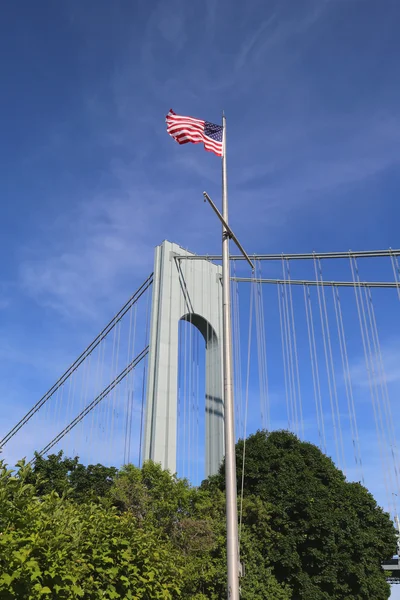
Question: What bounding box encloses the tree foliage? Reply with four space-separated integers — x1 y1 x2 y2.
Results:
0 455 288 599
28 451 117 502
0 431 395 599
0 461 182 599
212 430 397 600
110 461 290 599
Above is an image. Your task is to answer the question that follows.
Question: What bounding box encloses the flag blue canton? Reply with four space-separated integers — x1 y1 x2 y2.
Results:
204 121 223 143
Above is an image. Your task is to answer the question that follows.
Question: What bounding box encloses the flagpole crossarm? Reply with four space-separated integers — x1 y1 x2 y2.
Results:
202 191 254 271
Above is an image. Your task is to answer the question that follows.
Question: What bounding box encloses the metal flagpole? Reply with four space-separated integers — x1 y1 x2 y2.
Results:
221 113 240 600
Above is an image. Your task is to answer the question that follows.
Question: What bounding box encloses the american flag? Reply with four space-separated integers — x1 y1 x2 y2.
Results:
166 109 223 157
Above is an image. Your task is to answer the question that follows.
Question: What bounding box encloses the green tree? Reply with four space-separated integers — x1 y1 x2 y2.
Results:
28 451 117 502
0 460 183 599
211 430 396 599
111 461 194 531
110 460 290 599
27 451 78 497
69 462 117 502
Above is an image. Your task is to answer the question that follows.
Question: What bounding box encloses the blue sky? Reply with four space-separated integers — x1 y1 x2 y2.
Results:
2 0 400 563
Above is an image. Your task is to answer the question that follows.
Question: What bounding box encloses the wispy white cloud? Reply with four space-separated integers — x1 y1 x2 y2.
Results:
350 338 400 389
138 0 330 98
234 12 279 72
155 3 187 49
0 282 14 310
233 113 400 201
235 0 329 72
19 193 158 318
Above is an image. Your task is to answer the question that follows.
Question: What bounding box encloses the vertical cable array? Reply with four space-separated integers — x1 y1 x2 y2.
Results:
109 322 122 462
64 368 75 458
390 249 400 301
0 274 152 471
303 284 326 454
123 303 136 465
138 284 152 467
277 282 292 430
277 259 303 437
239 274 255 550
232 261 244 438
73 352 91 457
88 334 104 463
332 285 364 483
254 261 270 431
365 287 400 503
349 256 393 514
284 260 304 439
281 261 298 434
314 257 345 471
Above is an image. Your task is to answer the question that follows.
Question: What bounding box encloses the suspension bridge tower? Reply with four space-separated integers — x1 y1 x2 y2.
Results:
143 240 224 478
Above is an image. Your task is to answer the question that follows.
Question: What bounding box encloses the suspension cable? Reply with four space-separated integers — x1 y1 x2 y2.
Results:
138 284 151 467
277 283 292 430
349 256 392 514
303 284 326 453
366 287 400 503
282 258 298 435
30 346 149 464
286 260 304 439
332 285 364 483
314 257 343 469
0 274 153 449
239 274 255 551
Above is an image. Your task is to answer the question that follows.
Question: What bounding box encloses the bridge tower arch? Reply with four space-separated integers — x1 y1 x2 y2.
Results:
143 240 224 478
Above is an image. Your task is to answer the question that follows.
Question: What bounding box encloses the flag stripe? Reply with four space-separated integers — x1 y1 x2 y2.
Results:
167 124 205 136
167 113 205 127
166 109 223 157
